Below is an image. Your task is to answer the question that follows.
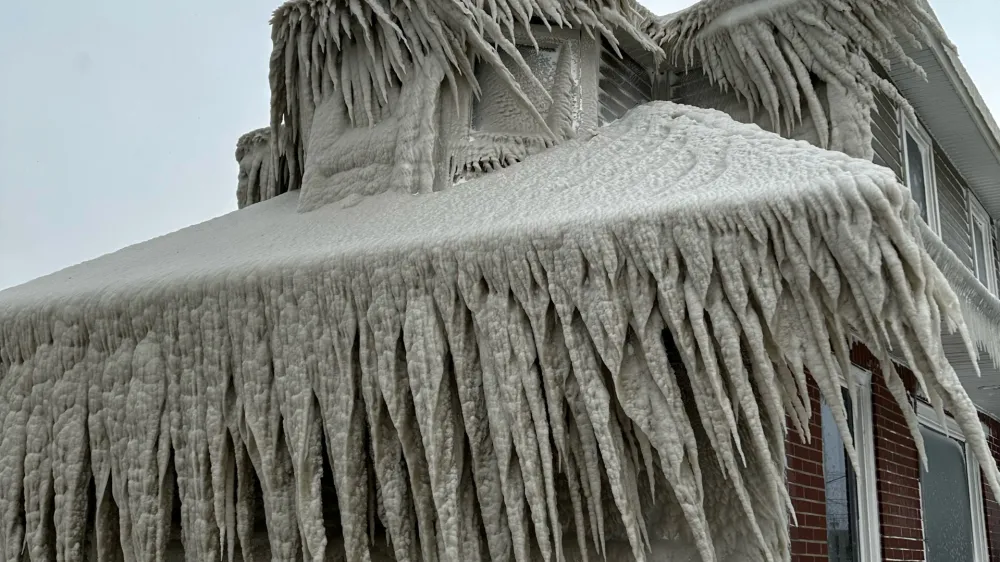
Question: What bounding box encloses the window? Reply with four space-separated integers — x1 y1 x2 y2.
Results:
916 403 989 562
900 112 939 234
969 196 996 293
821 368 881 562
471 38 581 136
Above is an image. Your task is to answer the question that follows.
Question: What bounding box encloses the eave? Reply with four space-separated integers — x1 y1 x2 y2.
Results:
889 23 1000 218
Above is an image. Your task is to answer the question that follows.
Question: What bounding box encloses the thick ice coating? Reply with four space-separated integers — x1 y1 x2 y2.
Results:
262 0 945 203
2 102 998 561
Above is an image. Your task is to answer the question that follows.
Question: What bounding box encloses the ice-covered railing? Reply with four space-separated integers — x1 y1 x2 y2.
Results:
922 223 1000 368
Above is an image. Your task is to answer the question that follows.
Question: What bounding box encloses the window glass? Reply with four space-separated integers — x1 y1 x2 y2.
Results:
822 391 858 562
472 46 564 134
974 219 989 285
920 425 975 562
905 131 927 221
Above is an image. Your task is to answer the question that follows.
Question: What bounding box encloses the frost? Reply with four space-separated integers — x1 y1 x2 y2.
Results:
3 101 1000 560
236 128 288 209
647 0 948 157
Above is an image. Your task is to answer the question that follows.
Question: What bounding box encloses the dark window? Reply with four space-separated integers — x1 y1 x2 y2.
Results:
905 131 928 222
920 425 975 562
822 390 859 562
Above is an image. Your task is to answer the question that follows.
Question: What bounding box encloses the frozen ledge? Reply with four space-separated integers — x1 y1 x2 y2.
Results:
923 224 1000 369
0 102 998 561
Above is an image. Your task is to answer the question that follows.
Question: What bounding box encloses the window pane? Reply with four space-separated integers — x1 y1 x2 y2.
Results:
920 426 975 562
473 46 564 134
974 220 988 285
906 132 927 221
823 392 858 562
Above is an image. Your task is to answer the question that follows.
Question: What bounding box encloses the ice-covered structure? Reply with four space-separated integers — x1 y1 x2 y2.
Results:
2 0 999 561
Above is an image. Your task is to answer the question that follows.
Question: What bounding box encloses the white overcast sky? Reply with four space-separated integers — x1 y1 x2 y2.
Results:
1 1 998 290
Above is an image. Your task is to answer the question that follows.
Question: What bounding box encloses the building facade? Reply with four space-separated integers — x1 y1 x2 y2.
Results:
651 5 1000 561
3 0 1000 560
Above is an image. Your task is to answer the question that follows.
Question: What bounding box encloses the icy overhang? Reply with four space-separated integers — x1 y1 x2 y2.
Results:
0 103 927 311
3 102 1000 561
890 37 1000 219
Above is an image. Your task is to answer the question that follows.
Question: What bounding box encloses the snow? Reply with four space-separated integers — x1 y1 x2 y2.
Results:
646 0 948 157
2 101 998 561
236 128 287 209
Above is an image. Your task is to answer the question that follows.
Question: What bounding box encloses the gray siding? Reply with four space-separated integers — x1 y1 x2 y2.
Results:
871 60 975 271
597 39 651 124
870 61 902 179
871 89 902 179
666 67 750 120
934 143 974 269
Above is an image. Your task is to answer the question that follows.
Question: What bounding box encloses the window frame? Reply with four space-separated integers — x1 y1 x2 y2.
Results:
969 194 997 294
899 110 940 235
915 401 990 562
823 367 882 562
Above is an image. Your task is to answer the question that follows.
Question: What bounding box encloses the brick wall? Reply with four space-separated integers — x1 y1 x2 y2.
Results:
785 344 1000 562
982 414 1000 561
861 357 924 561
787 381 827 562
786 345 927 561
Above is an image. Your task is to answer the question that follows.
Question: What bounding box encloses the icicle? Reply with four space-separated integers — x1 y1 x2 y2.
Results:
5 100 1000 562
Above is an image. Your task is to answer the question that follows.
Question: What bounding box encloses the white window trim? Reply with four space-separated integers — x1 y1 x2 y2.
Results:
969 194 997 294
915 401 990 562
899 109 940 235
847 367 882 562
827 367 882 561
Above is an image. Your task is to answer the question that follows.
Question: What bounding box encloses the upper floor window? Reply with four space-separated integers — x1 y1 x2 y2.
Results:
821 368 881 562
916 402 989 562
969 196 996 293
900 111 940 234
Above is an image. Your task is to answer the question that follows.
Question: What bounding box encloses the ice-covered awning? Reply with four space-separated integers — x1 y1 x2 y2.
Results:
1 103 998 561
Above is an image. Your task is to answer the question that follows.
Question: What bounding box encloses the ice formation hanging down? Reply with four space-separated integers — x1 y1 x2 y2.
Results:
5 0 1000 560
646 0 948 157
255 0 949 207
2 102 1000 561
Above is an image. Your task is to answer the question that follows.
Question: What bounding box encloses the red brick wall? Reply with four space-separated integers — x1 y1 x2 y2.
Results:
787 381 827 562
786 345 927 561
982 414 1000 561
785 344 1000 562
864 360 924 561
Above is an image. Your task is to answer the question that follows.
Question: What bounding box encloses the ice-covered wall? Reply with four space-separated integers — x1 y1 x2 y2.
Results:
248 0 949 212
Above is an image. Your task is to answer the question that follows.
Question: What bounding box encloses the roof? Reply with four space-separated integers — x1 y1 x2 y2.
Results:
0 102 900 314
3 101 999 562
888 3 1000 217
264 0 944 200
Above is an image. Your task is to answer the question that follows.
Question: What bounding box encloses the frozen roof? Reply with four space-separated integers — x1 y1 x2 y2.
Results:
265 0 946 198
2 102 998 561
0 102 911 313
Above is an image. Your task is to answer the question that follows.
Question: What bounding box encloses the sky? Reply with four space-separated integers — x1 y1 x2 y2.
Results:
1 1 998 291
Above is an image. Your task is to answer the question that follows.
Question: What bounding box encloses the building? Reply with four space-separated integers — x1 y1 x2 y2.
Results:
2 0 999 561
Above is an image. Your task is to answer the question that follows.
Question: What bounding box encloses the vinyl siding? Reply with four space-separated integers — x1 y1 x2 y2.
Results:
934 144 974 269
874 97 974 270
872 59 976 273
597 39 651 125
871 89 902 179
